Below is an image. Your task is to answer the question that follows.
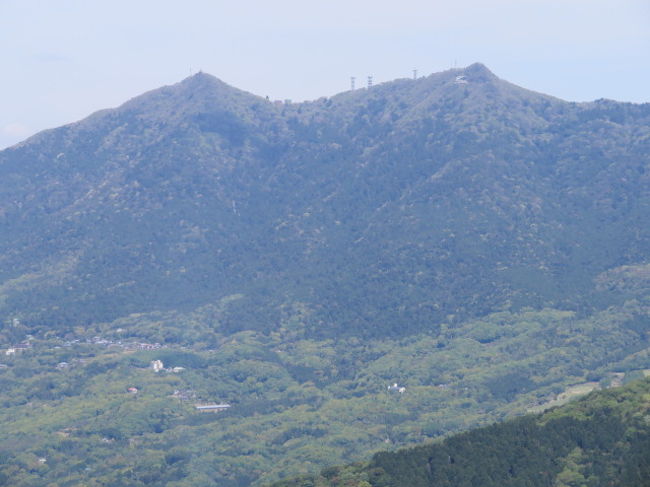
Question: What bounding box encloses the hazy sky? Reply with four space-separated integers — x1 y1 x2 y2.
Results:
1 0 648 149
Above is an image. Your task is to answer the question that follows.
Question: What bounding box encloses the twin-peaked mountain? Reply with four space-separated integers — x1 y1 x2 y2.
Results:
1 64 648 336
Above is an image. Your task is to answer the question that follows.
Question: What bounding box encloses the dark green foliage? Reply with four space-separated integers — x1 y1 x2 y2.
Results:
485 371 535 401
273 379 650 487
1 64 650 487
0 65 648 340
370 413 627 487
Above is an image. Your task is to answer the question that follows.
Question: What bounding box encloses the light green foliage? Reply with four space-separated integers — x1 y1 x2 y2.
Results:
0 300 649 486
554 448 593 487
274 379 650 487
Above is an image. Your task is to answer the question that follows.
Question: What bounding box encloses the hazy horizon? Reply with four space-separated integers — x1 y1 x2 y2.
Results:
1 0 649 149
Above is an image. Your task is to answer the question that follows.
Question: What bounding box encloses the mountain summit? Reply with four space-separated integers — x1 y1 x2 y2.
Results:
1 64 648 337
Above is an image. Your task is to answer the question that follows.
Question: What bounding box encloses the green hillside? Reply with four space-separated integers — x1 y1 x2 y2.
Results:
272 378 650 487
0 64 649 486
0 299 648 486
1 64 648 338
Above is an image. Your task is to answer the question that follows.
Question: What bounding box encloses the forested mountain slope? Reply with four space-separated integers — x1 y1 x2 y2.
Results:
272 378 650 487
1 64 649 486
1 63 648 338
1 304 649 486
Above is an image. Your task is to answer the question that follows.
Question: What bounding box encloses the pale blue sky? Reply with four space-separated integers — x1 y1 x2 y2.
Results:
1 0 648 149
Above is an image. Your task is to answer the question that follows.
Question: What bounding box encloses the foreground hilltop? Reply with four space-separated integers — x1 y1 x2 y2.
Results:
272 378 650 487
1 64 649 339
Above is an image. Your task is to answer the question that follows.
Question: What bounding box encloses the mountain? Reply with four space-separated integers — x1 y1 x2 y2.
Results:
1 65 649 486
1 63 648 339
271 377 650 487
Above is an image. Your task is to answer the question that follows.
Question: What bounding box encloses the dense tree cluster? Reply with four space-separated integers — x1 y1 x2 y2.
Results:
0 302 648 486
0 65 648 340
273 379 650 487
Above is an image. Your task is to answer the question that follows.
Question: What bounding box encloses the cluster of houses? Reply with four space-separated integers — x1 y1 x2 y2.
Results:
4 334 169 364
58 336 164 352
80 336 163 351
128 386 229 413
171 389 196 401
3 333 233 415
3 333 165 358
55 358 86 370
125 342 162 351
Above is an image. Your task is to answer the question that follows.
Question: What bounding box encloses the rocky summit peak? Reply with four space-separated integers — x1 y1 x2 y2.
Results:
174 71 241 99
181 70 224 87
462 62 497 81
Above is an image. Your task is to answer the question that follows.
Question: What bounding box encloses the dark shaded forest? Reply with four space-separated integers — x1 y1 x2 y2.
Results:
273 379 650 487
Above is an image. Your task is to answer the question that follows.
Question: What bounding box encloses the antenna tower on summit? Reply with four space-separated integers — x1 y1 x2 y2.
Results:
413 69 417 80
351 76 356 90
367 75 373 88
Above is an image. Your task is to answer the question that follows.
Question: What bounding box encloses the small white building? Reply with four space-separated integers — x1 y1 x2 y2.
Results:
151 360 164 372
195 403 231 413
